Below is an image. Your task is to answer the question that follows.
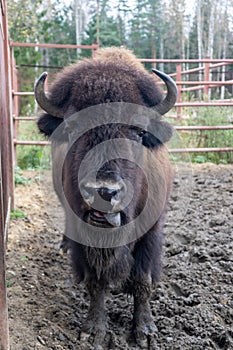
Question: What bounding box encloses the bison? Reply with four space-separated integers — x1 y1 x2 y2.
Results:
35 47 177 348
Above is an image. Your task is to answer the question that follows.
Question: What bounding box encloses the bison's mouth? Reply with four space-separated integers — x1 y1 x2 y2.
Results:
85 209 123 228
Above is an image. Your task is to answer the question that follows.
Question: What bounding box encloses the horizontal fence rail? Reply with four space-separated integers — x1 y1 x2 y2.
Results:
139 58 233 63
171 147 233 153
175 102 233 106
13 118 233 131
13 140 233 154
13 122 233 153
11 41 99 50
12 93 233 106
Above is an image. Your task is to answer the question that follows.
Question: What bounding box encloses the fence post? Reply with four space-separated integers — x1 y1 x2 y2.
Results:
204 57 210 100
92 43 98 58
0 1 13 346
11 53 19 167
176 64 182 121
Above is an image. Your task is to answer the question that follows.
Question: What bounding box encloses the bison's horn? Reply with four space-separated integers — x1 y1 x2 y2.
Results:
34 72 63 118
152 69 177 115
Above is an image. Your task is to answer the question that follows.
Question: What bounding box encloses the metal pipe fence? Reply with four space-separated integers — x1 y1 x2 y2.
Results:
10 43 233 157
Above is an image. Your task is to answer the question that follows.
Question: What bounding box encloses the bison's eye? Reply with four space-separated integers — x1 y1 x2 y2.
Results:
137 130 146 137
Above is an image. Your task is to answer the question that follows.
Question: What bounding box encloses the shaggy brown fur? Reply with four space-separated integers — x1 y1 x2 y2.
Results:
42 48 163 114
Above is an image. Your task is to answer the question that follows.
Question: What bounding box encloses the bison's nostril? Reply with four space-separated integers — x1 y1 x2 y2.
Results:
80 178 128 212
98 187 118 202
80 180 125 210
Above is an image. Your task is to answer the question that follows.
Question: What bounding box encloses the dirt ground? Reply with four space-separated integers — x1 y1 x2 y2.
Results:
7 163 233 350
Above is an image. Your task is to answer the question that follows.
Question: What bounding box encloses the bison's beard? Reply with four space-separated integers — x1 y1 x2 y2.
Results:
84 245 135 281
68 210 136 282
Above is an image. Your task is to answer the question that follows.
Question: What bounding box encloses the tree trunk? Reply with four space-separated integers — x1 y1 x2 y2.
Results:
160 39 164 72
74 0 82 56
207 1 216 59
207 0 217 99
221 0 229 100
196 0 203 100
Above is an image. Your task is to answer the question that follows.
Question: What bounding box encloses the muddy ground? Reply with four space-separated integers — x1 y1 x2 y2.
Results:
7 163 233 350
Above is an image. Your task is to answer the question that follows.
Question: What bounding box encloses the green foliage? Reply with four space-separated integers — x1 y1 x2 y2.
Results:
8 0 42 42
16 120 51 169
8 0 77 115
192 155 208 163
99 16 122 46
7 280 14 288
14 167 30 185
19 256 28 262
18 147 45 170
10 209 27 219
81 12 122 55
38 2 77 66
128 0 163 63
179 107 233 164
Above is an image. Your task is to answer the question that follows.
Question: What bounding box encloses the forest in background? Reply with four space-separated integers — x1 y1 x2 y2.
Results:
8 0 233 69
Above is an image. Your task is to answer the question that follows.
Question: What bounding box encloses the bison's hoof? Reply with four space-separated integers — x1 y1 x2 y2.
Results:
80 315 107 348
133 315 157 349
60 235 71 253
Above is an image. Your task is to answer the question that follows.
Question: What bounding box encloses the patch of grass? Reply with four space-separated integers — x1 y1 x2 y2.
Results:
192 155 208 164
19 256 28 262
6 280 14 288
173 107 233 164
14 166 30 185
16 120 51 169
10 209 27 219
18 146 45 169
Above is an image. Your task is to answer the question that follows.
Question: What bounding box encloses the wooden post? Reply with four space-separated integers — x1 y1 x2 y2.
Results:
176 64 182 121
11 54 19 167
3 2 14 212
92 43 98 58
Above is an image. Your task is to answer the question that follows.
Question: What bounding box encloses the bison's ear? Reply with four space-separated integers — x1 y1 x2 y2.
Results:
37 113 64 137
142 120 174 148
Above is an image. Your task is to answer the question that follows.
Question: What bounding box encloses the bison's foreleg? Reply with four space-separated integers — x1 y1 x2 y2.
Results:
130 227 163 347
60 234 71 253
132 277 157 348
81 279 108 346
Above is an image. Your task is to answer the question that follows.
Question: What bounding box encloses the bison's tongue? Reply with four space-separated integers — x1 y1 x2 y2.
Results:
103 212 121 227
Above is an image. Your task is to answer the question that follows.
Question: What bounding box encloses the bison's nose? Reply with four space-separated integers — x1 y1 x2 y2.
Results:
97 187 118 202
80 180 126 211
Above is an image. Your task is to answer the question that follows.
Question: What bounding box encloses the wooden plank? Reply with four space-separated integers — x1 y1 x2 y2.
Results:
3 0 14 211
